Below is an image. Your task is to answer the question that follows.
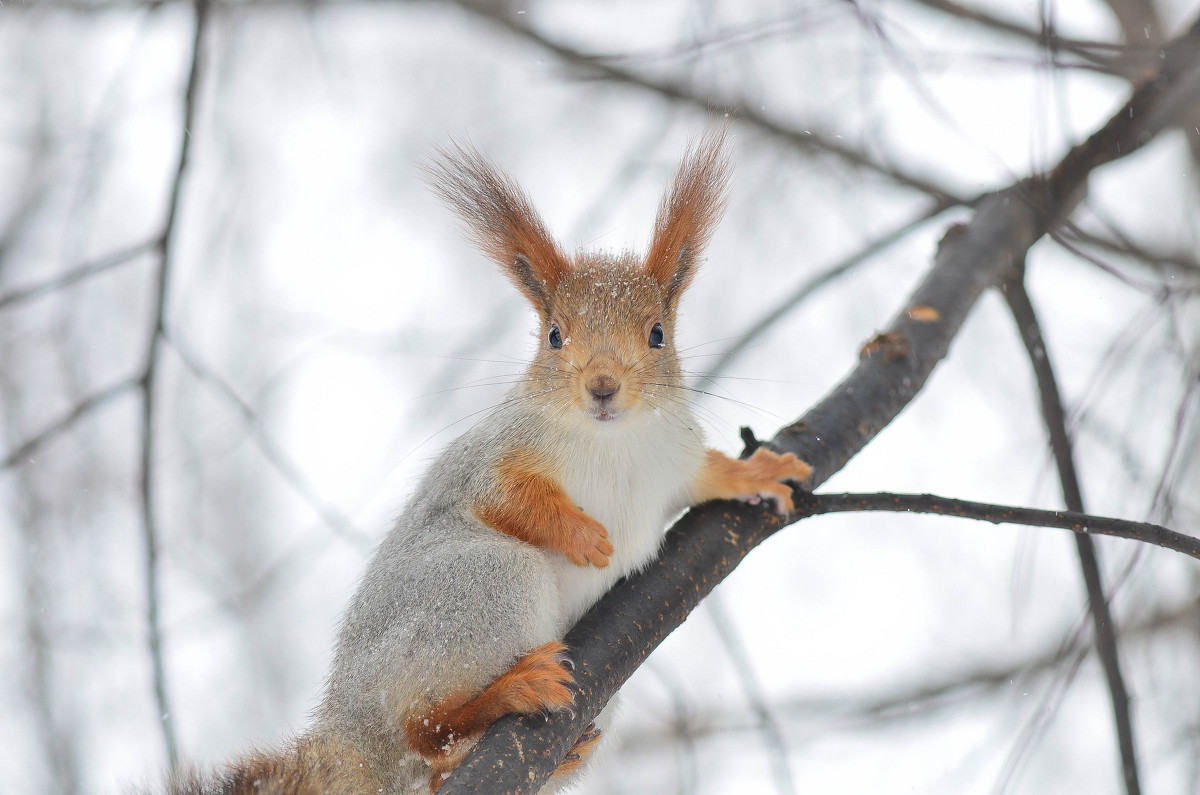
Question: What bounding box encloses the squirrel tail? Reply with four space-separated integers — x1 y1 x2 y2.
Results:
162 735 377 795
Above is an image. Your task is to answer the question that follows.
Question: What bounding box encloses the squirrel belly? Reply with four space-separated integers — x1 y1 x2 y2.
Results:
542 404 706 631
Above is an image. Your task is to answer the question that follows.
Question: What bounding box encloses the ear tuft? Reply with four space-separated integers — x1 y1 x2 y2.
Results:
425 144 568 314
644 129 732 300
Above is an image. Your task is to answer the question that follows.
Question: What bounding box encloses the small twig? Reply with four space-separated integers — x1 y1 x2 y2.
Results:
621 599 1197 748
1001 273 1141 794
907 0 1154 76
1048 230 1197 295
450 0 967 206
166 331 372 548
705 595 796 795
1147 366 1200 521
0 238 158 311
794 492 1199 561
696 199 953 391
0 379 138 470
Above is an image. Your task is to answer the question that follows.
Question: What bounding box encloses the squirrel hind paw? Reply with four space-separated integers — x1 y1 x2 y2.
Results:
552 724 604 779
499 641 576 715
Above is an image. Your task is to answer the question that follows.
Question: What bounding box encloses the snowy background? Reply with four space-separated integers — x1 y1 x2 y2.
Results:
1 0 1199 793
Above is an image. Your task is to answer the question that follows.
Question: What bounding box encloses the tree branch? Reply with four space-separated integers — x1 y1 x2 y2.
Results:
696 199 953 391
621 599 1197 747
137 0 208 772
793 492 1199 561
166 331 372 548
450 0 968 206
0 379 138 471
906 0 1155 77
441 14 1200 794
0 238 157 311
1002 270 1140 793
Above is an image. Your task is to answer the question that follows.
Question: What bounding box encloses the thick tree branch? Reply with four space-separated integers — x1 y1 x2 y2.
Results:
441 15 1200 794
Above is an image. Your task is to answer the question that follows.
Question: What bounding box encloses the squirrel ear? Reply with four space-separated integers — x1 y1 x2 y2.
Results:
426 144 568 315
644 129 732 301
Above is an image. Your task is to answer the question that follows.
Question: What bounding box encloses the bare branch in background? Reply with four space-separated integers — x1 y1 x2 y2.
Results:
451 0 969 205
696 199 953 390
705 595 795 795
0 379 138 471
908 0 1157 76
166 331 372 548
623 599 1197 749
1002 272 1140 793
0 239 158 311
135 0 210 770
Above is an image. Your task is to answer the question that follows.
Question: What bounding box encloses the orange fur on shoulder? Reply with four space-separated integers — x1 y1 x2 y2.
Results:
476 450 614 568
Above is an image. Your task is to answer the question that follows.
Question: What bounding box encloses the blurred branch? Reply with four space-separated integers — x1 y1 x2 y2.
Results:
1002 272 1140 793
1049 231 1199 295
0 378 137 470
623 598 1198 748
166 331 372 548
1059 221 1200 277
705 596 795 795
0 238 157 311
1147 365 1200 523
908 0 1155 76
450 0 969 206
441 14 1200 793
696 199 953 390
136 0 209 772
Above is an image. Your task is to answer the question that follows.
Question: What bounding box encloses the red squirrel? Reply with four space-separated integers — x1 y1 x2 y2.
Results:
167 130 811 794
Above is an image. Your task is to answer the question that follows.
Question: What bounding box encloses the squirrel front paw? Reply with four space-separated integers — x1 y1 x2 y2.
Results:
737 448 813 514
696 447 813 515
561 511 614 568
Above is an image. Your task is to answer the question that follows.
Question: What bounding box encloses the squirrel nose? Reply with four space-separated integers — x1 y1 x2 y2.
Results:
587 375 619 403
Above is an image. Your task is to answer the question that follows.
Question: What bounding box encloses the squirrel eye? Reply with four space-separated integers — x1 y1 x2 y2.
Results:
548 324 563 350
648 322 665 349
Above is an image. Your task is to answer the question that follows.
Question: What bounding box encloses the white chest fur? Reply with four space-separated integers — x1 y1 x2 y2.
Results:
547 411 705 632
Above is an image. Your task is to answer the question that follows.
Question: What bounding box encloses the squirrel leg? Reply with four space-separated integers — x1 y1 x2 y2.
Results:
692 448 813 515
550 723 603 779
476 451 614 567
406 641 576 791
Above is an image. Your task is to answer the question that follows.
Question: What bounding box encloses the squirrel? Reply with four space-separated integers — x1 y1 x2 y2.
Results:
165 130 812 795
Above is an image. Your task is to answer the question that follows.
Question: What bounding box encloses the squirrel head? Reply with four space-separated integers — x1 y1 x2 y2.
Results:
428 131 731 426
